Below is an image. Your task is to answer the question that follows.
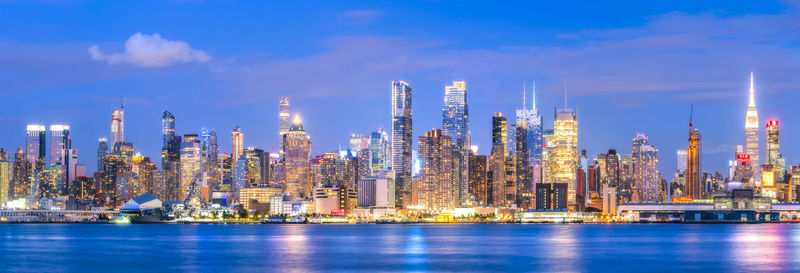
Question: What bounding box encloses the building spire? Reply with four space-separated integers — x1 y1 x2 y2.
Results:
523 81 526 110
532 81 536 110
748 71 755 107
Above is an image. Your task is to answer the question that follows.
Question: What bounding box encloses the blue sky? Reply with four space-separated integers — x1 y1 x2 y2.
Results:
1 1 799 178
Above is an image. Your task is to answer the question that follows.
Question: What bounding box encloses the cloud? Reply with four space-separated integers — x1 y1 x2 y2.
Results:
338 10 383 24
89 33 210 67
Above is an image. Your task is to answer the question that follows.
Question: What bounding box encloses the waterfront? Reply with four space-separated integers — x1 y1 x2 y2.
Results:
1 224 799 272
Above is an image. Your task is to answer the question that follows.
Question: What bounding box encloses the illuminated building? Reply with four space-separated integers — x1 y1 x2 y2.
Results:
314 186 358 215
161 135 181 201
516 82 544 197
97 138 108 172
515 118 532 207
418 129 457 210
49 124 70 166
283 115 312 199
70 176 96 206
468 147 488 206
358 174 393 208
369 129 390 174
490 112 507 206
744 72 759 183
687 109 702 199
179 134 201 202
279 96 290 138
504 155 517 205
765 120 785 181
761 165 775 188
605 149 621 187
161 111 175 149
110 100 125 149
551 109 578 209
101 153 130 208
676 150 687 173
631 135 659 203
231 126 244 162
791 165 800 202
12 148 29 199
26 124 46 172
239 186 282 212
391 81 413 208
349 133 370 154
442 80 469 206
37 165 62 199
602 185 618 214
0 153 8 205
132 157 156 197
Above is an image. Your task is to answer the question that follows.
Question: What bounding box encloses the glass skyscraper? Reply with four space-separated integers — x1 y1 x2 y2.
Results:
26 124 46 172
441 80 469 205
391 81 412 209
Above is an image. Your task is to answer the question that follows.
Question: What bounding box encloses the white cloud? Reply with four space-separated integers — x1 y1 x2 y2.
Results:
89 33 210 67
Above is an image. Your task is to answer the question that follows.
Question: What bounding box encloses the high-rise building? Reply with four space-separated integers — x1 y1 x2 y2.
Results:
765 120 785 180
605 149 621 187
110 100 125 148
49 124 70 166
26 124 46 172
516 82 544 188
369 129 390 174
687 109 702 199
162 111 175 149
515 121 532 207
0 153 9 205
676 150 687 173
551 109 578 209
232 126 244 161
441 80 469 206
744 72 759 183
283 115 312 199
179 134 202 202
391 81 413 208
12 148 29 198
97 138 108 172
632 134 660 203
468 146 488 206
279 97 290 137
417 129 456 210
490 112 507 206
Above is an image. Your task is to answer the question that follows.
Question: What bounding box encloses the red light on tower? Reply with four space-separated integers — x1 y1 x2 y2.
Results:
767 119 778 129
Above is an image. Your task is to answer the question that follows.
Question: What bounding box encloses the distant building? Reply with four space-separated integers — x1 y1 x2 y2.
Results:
391 81 413 209
535 183 567 210
239 187 282 212
418 129 456 210
744 72 759 184
441 80 469 206
687 112 702 199
551 109 578 209
468 148 488 206
283 115 312 199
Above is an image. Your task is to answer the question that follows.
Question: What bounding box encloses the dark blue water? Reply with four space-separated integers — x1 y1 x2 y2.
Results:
1 224 799 272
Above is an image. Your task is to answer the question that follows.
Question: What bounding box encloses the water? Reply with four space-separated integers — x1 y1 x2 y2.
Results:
1 224 799 272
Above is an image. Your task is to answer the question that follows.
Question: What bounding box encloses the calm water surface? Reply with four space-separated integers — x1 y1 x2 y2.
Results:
1 223 799 272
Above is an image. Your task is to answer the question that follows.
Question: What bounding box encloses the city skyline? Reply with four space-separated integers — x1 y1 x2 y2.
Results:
1 1 799 180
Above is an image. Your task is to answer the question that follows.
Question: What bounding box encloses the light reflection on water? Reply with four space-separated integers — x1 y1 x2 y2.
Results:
1 224 800 272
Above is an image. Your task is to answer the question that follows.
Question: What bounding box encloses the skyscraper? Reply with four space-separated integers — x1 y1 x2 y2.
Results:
441 80 469 206
765 120 785 179
283 115 312 199
745 72 759 183
110 100 125 148
468 146 488 206
687 107 702 199
369 129 390 174
551 109 578 209
49 124 70 166
418 129 456 210
12 148 29 198
632 134 659 203
279 96 290 137
97 138 108 173
180 134 202 202
490 112 507 206
391 81 412 208
162 111 175 149
516 82 544 185
232 126 244 161
26 124 46 172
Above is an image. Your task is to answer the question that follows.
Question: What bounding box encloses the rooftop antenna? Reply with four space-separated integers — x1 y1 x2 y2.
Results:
523 81 527 110
563 77 568 109
689 104 694 129
121 95 127 109
532 81 536 110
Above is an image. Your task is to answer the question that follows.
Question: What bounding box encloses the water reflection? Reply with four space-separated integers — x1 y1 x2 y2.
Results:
730 225 789 272
404 226 430 271
545 226 581 272
277 225 310 273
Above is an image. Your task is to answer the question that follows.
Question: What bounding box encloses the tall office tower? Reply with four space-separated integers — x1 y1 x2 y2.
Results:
605 149 621 187
232 126 244 161
101 153 129 208
97 138 108 172
418 129 456 210
687 108 702 199
63 149 78 192
391 81 413 208
369 129 390 174
201 128 220 166
578 150 589 209
26 124 46 172
38 165 62 199
468 146 488 206
179 134 202 202
49 124 70 166
744 72 759 183
283 115 312 199
441 80 470 205
765 120 785 179
131 157 156 197
490 112 508 206
551 109 578 209
632 135 660 203
110 100 125 148
162 111 176 148
514 121 532 207
279 97 290 137
676 150 687 173
516 82 544 186
162 135 182 201
12 148 29 198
